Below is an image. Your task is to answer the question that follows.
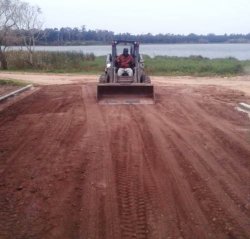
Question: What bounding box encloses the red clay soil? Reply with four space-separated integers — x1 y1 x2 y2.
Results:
0 83 250 239
0 86 20 97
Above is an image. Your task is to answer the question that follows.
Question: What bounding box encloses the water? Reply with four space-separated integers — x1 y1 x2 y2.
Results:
10 44 250 60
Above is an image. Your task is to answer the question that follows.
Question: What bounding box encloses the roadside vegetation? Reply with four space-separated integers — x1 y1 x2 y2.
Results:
145 55 249 76
0 79 28 86
0 0 43 70
4 50 250 76
6 51 102 73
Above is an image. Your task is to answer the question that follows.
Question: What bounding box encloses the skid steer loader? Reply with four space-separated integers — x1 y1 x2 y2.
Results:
97 40 154 104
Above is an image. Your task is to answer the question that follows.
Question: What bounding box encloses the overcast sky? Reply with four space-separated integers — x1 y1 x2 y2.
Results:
25 0 249 35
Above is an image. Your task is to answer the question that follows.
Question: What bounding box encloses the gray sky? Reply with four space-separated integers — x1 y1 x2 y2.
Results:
26 0 250 35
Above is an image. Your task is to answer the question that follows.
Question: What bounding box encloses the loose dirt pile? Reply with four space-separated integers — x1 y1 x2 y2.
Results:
0 82 250 239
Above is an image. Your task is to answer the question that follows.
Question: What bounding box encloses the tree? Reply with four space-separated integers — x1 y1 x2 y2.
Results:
17 2 43 66
0 0 19 70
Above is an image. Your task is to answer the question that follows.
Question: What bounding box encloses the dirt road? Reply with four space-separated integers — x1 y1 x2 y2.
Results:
0 79 250 238
1 71 250 95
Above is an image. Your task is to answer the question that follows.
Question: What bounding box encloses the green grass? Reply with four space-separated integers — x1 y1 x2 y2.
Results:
0 79 28 86
4 51 250 76
242 60 250 75
144 55 247 76
6 51 104 74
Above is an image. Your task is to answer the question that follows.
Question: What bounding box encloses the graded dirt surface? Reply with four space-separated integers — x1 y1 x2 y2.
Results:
0 85 21 97
0 75 250 239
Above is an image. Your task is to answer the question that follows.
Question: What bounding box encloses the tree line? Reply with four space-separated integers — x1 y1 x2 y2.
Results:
35 27 250 45
1 0 250 71
0 0 42 69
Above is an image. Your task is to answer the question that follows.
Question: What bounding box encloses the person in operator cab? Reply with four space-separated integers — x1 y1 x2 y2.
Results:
116 48 134 76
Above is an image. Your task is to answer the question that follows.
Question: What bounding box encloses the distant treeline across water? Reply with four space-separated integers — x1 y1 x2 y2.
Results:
24 27 250 45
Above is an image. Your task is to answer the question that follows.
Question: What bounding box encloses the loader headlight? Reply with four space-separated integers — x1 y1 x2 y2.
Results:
106 63 111 68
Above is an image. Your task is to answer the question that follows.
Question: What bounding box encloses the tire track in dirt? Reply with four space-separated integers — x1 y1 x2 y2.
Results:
75 84 122 239
0 85 90 238
157 87 250 186
134 87 250 238
0 83 250 239
156 87 250 215
111 121 149 238
106 105 164 239
129 106 188 238
129 105 212 239
176 94 250 220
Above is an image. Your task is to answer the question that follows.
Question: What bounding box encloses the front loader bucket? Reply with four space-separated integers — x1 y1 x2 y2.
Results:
97 83 154 104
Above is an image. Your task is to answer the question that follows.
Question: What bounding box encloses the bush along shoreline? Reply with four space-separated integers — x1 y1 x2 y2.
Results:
3 50 250 76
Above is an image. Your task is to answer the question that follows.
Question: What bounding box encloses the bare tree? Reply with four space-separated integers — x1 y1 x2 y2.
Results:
17 2 43 66
0 0 19 70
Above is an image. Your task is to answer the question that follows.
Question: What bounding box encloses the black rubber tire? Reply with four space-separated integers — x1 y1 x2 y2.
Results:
140 75 151 84
99 74 110 83
99 75 106 83
106 74 110 83
145 75 151 83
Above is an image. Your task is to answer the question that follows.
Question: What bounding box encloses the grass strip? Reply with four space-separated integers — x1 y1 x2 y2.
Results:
4 51 250 76
0 79 28 86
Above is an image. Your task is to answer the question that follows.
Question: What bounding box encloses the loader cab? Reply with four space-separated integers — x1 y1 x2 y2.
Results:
105 40 145 84
112 41 139 63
